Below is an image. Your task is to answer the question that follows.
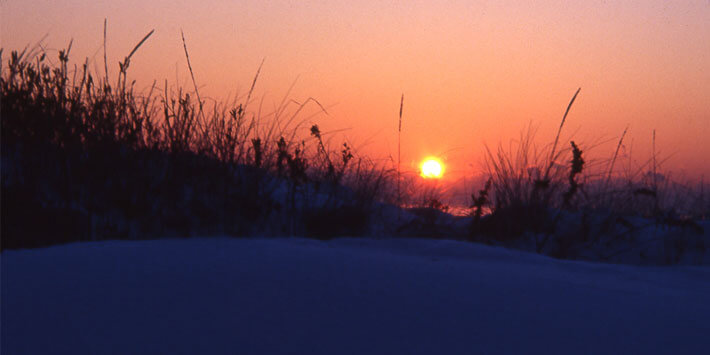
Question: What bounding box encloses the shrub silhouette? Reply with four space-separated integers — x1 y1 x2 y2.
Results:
0 40 394 249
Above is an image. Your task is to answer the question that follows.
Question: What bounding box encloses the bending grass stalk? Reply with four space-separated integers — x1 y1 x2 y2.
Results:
233 59 264 163
118 29 154 88
180 29 207 137
398 94 404 212
244 58 265 120
544 87 581 181
605 125 629 193
103 18 109 85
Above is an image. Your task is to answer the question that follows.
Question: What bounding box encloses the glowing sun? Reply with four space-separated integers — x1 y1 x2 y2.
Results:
420 157 444 179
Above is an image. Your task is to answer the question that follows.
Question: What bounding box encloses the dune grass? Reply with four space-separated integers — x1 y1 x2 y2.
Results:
0 37 397 249
1 35 706 262
471 88 707 262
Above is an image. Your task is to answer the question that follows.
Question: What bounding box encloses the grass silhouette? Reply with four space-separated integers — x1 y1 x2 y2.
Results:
0 36 396 249
1 36 707 263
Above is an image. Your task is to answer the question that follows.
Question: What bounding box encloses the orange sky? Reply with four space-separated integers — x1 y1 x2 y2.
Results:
3 0 709 184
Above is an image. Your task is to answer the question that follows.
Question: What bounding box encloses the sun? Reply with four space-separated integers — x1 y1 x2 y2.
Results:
420 157 444 179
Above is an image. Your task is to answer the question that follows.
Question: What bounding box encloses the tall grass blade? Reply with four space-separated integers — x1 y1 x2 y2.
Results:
180 29 207 136
605 125 628 191
544 87 580 180
397 94 404 212
103 18 109 84
126 29 154 63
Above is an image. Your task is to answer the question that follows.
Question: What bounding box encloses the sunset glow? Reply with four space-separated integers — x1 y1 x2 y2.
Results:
2 4 709 349
420 158 444 179
2 1 709 183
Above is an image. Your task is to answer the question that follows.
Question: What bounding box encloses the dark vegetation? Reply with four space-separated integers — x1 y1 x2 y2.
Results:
468 90 709 264
1 36 707 264
1 36 395 250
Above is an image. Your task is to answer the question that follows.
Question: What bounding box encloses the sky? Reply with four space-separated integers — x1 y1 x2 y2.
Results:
3 0 709 184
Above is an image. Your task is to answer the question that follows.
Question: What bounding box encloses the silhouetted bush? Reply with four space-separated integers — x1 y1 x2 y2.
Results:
0 43 395 249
